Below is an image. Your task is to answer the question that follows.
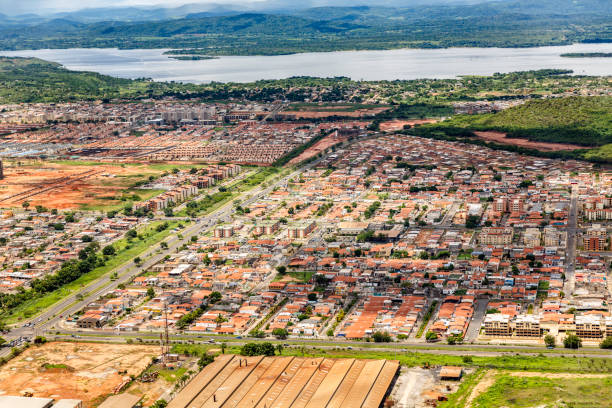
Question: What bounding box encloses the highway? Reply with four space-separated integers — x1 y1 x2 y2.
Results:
43 330 612 359
565 189 578 296
7 156 321 345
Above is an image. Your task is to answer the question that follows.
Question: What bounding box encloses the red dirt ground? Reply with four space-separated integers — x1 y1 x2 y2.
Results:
284 107 390 119
289 131 348 165
473 131 584 152
379 119 439 132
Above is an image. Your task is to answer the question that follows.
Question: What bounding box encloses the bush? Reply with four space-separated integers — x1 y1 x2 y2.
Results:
102 245 116 256
425 331 438 342
600 336 612 349
563 334 582 349
198 354 214 368
240 342 276 357
372 331 392 343
272 328 289 339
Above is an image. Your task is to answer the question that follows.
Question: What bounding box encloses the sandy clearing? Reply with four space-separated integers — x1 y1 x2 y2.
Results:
0 161 159 209
473 131 584 152
379 119 439 132
288 132 348 165
465 370 497 408
0 342 157 407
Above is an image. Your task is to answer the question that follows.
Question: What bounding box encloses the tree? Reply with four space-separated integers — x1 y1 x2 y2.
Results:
146 287 155 299
221 342 227 354
198 354 214 368
276 344 284 355
544 334 556 348
425 331 438 342
102 245 116 256
272 328 289 339
600 336 612 349
447 334 464 345
564 333 582 349
151 400 168 408
126 229 137 239
22 201 30 210
372 331 392 343
307 293 317 301
276 265 287 275
208 291 222 304
240 342 275 357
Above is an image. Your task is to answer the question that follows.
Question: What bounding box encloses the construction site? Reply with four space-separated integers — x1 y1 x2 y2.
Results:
167 355 399 408
0 342 158 407
0 160 174 210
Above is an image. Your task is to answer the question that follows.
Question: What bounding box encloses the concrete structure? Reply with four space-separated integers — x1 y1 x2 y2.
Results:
167 355 399 408
0 397 82 408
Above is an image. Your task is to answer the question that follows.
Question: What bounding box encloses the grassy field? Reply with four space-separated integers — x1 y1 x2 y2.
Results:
168 343 612 374
439 369 487 408
473 374 612 408
274 271 315 283
5 220 184 323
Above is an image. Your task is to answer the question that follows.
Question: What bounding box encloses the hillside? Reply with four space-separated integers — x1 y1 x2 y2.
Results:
431 97 612 147
0 0 610 54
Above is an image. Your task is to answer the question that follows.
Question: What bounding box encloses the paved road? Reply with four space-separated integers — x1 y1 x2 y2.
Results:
464 298 488 342
565 190 578 296
8 158 320 343
42 332 612 360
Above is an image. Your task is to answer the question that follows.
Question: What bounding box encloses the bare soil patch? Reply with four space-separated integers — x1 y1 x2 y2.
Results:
0 342 157 407
288 131 348 165
285 106 390 119
379 119 439 132
473 131 583 152
0 161 160 209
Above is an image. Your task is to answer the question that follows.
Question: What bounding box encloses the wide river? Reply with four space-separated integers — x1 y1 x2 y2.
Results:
2 43 612 83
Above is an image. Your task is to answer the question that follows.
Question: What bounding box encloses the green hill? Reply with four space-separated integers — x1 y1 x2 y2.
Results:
432 97 612 147
0 0 610 54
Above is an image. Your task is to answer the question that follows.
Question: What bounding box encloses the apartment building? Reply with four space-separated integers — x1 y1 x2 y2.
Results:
287 221 316 239
479 227 514 246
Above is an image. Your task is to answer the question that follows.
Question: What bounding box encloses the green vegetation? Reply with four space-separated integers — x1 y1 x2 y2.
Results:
1 2 611 54
428 97 612 147
0 57 609 109
240 342 276 357
416 301 438 338
181 167 279 217
438 369 486 408
0 220 182 324
273 271 315 283
473 375 612 408
561 53 612 58
410 96 612 163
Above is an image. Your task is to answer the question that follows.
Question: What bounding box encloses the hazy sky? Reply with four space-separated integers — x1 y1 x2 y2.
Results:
3 0 265 14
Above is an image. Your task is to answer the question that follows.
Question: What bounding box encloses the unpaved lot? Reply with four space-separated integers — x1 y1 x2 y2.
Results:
288 131 348 165
379 119 439 132
0 161 163 210
0 342 157 407
473 131 584 152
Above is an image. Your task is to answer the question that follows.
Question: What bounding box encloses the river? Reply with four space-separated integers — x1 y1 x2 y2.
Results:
2 43 612 83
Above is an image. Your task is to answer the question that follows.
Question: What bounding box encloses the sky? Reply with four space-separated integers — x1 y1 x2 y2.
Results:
2 0 264 14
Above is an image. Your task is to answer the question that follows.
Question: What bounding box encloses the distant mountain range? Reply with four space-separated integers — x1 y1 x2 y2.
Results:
1 1 507 22
0 0 609 54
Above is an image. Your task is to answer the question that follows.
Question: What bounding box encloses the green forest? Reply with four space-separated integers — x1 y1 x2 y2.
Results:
0 1 610 54
429 97 612 146
411 96 612 163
